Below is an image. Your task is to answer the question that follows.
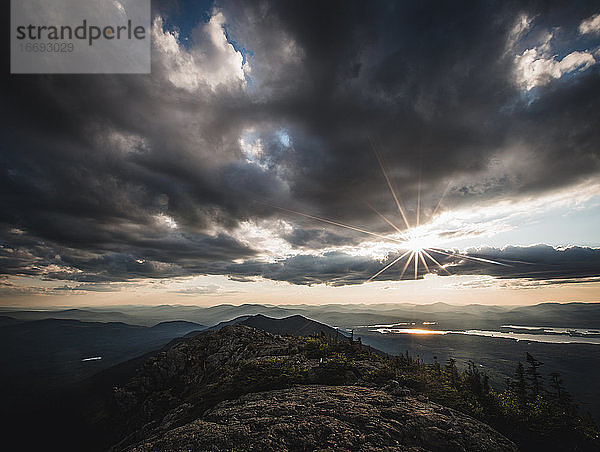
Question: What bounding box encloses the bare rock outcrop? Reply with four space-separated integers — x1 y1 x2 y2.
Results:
130 385 517 451
107 324 518 451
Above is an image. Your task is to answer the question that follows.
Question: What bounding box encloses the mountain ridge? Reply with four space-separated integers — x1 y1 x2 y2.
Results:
207 313 348 340
100 317 518 451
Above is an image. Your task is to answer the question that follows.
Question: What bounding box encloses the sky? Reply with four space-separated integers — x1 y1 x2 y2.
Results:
1 0 600 307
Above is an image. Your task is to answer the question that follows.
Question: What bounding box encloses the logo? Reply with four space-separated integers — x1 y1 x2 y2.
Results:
11 0 151 74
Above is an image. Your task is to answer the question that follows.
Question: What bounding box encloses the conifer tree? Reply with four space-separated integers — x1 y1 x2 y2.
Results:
513 361 527 406
444 358 459 389
525 352 544 398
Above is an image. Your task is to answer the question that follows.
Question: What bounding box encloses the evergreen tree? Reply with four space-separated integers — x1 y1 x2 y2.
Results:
548 371 573 416
432 356 442 378
525 352 544 398
444 358 459 389
465 360 488 396
548 372 564 400
513 361 527 406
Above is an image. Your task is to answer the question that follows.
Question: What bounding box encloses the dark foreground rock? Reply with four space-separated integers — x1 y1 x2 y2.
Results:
129 385 518 452
101 323 519 451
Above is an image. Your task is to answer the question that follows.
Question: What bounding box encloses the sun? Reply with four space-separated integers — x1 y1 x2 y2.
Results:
271 147 509 282
403 230 430 253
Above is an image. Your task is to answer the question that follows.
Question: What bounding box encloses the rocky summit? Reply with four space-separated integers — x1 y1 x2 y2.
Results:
107 323 518 451
128 385 518 452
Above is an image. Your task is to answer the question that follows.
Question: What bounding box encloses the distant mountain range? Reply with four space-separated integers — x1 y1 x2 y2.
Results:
0 307 144 324
0 317 205 402
3 301 599 330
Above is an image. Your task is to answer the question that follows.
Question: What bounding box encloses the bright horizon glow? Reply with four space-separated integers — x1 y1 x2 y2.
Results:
2 272 599 308
374 328 447 335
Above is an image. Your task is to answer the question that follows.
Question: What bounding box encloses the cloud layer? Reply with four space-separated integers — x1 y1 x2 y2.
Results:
1 1 599 290
225 245 600 286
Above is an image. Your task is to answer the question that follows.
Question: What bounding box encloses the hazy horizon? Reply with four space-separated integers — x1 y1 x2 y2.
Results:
3 299 599 311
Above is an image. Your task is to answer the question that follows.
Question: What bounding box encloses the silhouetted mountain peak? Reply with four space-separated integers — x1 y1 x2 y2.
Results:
210 313 348 339
150 320 204 330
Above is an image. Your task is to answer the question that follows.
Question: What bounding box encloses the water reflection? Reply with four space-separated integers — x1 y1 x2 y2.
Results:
366 324 600 345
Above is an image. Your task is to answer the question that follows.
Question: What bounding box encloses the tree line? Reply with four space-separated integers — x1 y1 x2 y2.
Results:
383 350 599 451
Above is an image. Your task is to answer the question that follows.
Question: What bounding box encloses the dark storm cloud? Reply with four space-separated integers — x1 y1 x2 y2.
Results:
444 245 600 281
219 0 600 221
283 228 360 249
226 245 600 286
227 251 381 286
0 225 253 283
1 1 599 286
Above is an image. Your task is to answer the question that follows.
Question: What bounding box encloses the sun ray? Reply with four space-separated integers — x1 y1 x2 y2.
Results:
368 249 412 282
269 204 405 245
414 250 419 279
419 251 430 273
373 147 411 230
399 252 414 280
431 179 453 218
367 203 408 238
421 248 451 275
416 170 421 228
428 247 512 267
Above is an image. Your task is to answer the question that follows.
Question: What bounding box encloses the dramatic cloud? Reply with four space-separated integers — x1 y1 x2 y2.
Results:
515 48 595 91
1 1 599 290
579 13 600 35
512 20 598 91
153 12 249 91
446 245 600 281
225 245 600 286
